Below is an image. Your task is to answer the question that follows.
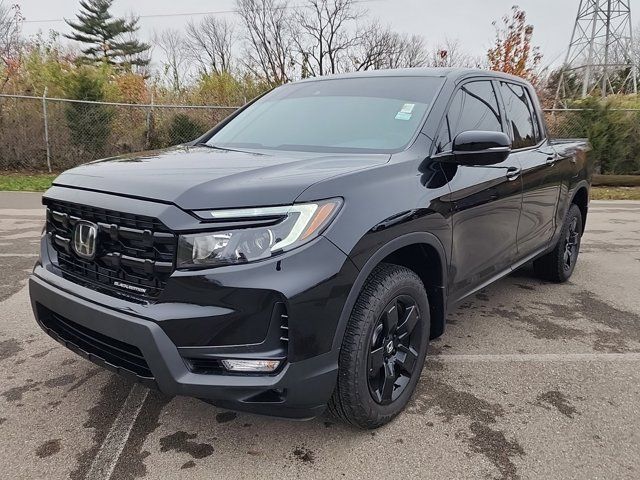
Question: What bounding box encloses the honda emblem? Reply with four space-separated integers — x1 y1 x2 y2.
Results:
72 221 98 260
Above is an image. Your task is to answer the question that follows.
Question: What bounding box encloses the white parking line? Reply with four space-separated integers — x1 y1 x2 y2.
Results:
0 209 44 216
432 353 640 362
1 231 42 240
0 253 39 257
85 384 149 480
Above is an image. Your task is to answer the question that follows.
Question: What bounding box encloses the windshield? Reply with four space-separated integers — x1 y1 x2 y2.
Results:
206 76 444 154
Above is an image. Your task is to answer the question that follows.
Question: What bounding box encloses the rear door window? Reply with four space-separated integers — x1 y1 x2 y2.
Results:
499 82 542 149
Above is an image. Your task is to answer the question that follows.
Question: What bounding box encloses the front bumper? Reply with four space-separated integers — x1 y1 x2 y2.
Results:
31 188 361 418
30 272 340 419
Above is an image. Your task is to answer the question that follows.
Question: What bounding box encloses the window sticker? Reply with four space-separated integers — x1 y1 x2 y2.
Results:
400 103 415 114
395 103 415 120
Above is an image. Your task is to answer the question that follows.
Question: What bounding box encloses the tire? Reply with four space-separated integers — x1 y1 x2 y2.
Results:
327 263 430 429
533 204 583 283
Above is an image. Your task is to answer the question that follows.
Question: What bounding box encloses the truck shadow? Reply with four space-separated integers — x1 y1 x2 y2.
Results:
54 264 603 478
100 271 533 475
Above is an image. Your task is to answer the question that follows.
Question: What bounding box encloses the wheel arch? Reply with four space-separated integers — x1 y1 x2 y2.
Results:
570 184 589 233
332 232 448 353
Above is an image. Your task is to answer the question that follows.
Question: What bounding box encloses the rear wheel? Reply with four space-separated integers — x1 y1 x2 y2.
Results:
533 204 583 282
328 263 430 429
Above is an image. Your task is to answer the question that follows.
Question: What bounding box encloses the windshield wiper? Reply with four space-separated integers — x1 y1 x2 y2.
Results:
194 142 265 155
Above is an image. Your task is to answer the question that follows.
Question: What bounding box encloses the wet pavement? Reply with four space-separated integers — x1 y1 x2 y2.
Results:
1 192 639 479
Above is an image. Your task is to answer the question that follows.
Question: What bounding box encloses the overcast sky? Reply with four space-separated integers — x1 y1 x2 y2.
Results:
17 0 640 70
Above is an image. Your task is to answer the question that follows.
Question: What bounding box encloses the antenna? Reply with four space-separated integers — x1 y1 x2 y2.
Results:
555 0 637 107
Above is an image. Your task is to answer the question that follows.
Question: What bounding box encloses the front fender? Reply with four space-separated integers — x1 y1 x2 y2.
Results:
330 230 449 354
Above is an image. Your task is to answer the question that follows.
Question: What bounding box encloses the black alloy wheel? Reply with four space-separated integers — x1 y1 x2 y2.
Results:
533 203 583 283
367 295 422 405
328 263 431 429
563 216 580 272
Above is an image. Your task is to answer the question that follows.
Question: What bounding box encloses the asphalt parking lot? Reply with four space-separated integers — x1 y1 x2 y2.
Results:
1 191 639 480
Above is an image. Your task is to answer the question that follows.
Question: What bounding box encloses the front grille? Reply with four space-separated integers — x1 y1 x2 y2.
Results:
45 199 177 302
39 307 153 379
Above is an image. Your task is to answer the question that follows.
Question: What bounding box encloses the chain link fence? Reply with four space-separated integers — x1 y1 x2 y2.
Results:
544 108 640 137
0 94 238 172
544 109 585 139
544 108 640 174
1 93 639 173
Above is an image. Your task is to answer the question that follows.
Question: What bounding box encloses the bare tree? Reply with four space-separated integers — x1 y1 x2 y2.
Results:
236 0 296 85
186 16 235 76
399 34 428 68
352 23 427 71
351 23 395 71
295 0 362 76
0 1 24 92
154 28 189 91
427 38 478 68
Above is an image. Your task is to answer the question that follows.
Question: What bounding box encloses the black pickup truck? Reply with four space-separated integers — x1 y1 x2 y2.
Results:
30 68 592 428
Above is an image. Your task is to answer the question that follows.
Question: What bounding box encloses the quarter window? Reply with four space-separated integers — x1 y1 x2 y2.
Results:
499 82 542 149
435 81 502 153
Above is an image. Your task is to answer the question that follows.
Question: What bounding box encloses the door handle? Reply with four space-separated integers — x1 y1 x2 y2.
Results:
505 166 521 181
546 154 558 166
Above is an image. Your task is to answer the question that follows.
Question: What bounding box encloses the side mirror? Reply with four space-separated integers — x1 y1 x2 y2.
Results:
437 130 512 166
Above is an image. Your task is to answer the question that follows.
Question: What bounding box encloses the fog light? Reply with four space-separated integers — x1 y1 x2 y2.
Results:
221 359 281 373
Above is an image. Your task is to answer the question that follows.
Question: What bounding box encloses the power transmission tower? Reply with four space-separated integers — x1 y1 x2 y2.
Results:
555 0 637 107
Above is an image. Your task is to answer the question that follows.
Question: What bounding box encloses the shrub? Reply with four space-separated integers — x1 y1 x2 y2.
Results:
63 66 115 157
167 113 207 145
554 97 640 174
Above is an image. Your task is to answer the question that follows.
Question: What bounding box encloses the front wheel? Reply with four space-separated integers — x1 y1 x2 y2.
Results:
533 203 583 282
327 263 430 429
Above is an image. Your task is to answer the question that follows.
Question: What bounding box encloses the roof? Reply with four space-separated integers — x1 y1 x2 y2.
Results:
296 67 531 86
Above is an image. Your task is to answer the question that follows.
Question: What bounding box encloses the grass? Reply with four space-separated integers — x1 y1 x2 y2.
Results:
592 174 640 187
590 186 640 200
0 173 57 192
1 173 640 200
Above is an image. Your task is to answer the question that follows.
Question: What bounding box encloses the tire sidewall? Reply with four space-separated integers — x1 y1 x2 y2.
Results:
558 204 583 280
352 270 430 422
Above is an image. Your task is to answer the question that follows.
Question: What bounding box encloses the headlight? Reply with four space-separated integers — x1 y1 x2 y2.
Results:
177 198 342 268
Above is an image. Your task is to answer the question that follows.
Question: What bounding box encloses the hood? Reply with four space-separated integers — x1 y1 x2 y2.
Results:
53 146 390 210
